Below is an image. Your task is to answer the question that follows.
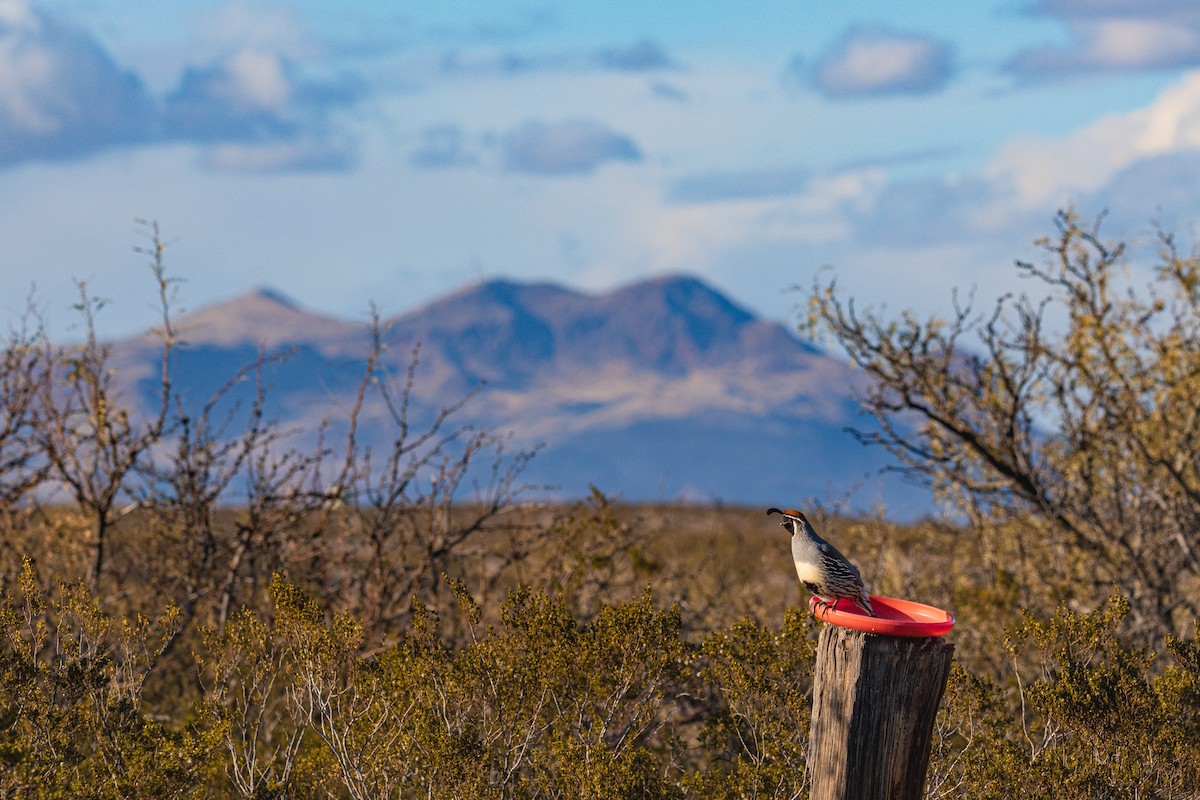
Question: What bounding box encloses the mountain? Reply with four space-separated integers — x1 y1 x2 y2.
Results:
108 275 930 515
169 286 363 350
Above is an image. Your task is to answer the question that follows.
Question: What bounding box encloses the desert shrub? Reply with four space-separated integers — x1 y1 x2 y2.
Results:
685 608 817 799
0 559 217 799
191 574 693 798
4 558 1200 798
1003 594 1200 798
927 593 1200 800
811 209 1200 639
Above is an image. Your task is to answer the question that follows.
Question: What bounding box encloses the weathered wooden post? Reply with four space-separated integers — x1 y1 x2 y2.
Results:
806 597 955 800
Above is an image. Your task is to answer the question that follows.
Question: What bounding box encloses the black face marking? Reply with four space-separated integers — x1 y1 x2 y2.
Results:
802 581 821 595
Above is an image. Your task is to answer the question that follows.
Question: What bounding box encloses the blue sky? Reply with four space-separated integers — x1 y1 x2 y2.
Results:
5 0 1200 337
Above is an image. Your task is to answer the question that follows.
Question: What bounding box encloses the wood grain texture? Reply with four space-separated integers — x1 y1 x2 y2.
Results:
808 624 954 800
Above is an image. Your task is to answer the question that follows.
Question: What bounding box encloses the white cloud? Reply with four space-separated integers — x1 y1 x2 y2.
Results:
221 49 293 112
641 167 887 273
161 42 364 169
1087 19 1200 67
410 123 477 168
0 0 364 172
808 26 954 98
502 118 641 175
1012 2 1200 76
0 0 36 26
435 38 675 79
0 0 154 164
188 1 317 62
986 69 1200 204
202 134 356 171
667 167 812 204
595 39 672 71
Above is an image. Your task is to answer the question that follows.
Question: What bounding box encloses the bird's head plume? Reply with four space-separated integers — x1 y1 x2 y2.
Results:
767 507 808 535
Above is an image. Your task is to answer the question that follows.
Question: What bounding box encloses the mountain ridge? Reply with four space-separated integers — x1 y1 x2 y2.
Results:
108 273 928 514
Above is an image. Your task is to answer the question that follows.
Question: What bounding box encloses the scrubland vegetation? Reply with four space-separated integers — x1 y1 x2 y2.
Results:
1 212 1199 798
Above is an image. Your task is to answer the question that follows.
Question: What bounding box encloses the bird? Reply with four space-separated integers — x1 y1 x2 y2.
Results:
767 507 876 617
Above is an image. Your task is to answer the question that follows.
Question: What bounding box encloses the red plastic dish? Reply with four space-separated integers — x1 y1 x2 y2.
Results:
808 595 955 637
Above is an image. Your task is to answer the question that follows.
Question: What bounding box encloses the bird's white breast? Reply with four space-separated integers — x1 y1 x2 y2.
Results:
793 559 823 586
